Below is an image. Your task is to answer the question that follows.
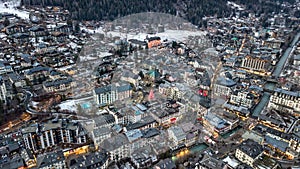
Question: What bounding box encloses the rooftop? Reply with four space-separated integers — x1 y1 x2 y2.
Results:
69 151 108 169
238 139 263 159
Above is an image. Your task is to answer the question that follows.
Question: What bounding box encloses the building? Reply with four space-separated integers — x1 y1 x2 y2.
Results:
168 126 186 146
120 70 140 87
43 77 76 93
20 148 36 168
241 56 267 72
235 139 263 167
93 83 133 107
146 37 161 48
131 146 158 169
0 76 6 103
0 155 25 169
69 151 109 169
93 113 116 129
25 66 51 82
229 91 254 108
197 154 229 169
202 111 233 138
36 150 66 169
159 82 184 101
150 101 184 126
214 77 236 97
21 119 88 152
153 158 176 169
99 134 130 161
92 127 111 148
268 88 300 114
253 154 279 169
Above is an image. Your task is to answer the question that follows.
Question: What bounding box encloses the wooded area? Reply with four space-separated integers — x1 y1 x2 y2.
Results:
21 0 297 27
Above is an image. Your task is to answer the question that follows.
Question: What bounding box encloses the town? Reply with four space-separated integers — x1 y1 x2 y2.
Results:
0 0 299 169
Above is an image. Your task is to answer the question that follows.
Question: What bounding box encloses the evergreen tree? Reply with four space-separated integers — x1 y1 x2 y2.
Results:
3 17 10 27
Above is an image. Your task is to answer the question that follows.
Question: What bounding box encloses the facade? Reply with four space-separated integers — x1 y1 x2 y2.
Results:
229 91 254 108
235 139 263 167
25 66 51 82
150 101 183 126
241 56 267 72
0 76 7 103
214 77 236 97
94 83 133 107
20 149 36 168
131 146 158 169
268 88 300 114
99 134 130 161
159 83 183 100
43 77 76 93
21 119 88 152
168 126 186 146
92 127 111 148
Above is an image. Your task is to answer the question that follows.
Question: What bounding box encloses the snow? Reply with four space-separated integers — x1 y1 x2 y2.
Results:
84 26 206 43
0 0 29 20
57 65 74 71
0 33 7 38
31 101 39 108
227 1 244 11
223 156 240 168
104 29 206 42
57 100 78 112
98 51 111 58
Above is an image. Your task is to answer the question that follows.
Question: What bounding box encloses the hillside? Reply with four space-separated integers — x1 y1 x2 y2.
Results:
21 0 296 26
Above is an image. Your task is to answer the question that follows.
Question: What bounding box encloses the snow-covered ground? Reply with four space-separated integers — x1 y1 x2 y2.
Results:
57 100 78 112
227 1 244 11
102 29 206 42
0 0 29 19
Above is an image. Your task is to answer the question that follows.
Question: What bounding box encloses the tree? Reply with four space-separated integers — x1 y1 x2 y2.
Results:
3 17 10 27
74 21 80 33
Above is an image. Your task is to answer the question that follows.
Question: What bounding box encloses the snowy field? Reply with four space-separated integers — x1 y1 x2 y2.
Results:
92 27 207 43
0 0 29 19
57 100 78 112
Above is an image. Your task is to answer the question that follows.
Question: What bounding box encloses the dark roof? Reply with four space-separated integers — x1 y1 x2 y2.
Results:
43 78 73 87
154 158 176 169
0 155 24 169
126 116 155 130
94 85 111 94
94 114 115 127
36 150 65 168
238 139 263 159
147 36 161 41
128 39 147 45
117 84 132 92
94 83 132 94
26 66 50 75
69 151 108 169
142 128 160 138
8 143 19 152
100 134 129 152
216 77 236 87
199 154 227 168
265 135 289 152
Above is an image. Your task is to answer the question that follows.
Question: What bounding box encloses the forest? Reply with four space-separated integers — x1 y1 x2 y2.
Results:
21 0 297 27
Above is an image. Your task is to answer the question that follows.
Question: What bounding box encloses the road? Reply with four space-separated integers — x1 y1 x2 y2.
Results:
251 32 300 117
273 32 300 78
